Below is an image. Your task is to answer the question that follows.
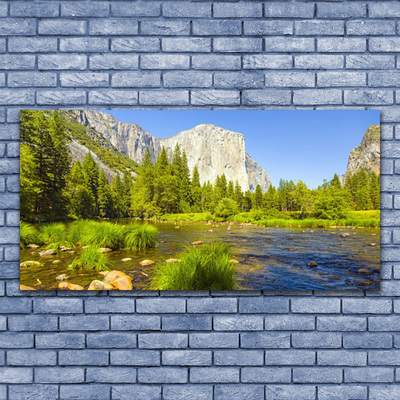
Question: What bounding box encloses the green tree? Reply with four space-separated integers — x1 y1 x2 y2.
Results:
234 181 243 211
370 171 380 210
111 173 125 217
254 184 263 209
98 170 113 218
191 165 202 211
214 197 238 219
82 152 99 214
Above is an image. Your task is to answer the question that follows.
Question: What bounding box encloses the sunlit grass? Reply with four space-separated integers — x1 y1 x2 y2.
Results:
124 223 158 250
68 247 110 272
20 221 41 248
151 242 237 290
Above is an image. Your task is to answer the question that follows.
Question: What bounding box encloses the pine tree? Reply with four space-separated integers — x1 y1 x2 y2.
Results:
191 165 202 210
180 150 192 206
111 173 124 217
370 172 380 210
254 184 263 209
234 181 243 211
227 180 235 199
82 152 99 214
98 170 113 218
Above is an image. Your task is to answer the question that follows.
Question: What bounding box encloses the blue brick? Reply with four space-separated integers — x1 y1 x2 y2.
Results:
346 55 395 69
343 333 392 349
162 38 210 53
193 20 241 36
0 333 33 348
85 298 135 313
343 299 392 314
139 333 187 349
141 55 189 70
38 54 87 70
296 20 345 35
370 38 400 53
266 72 315 88
111 315 160 330
239 297 289 313
111 38 160 52
8 315 57 331
318 38 366 53
87 332 137 348
189 332 239 348
369 3 400 18
292 333 341 349
141 21 189 36
187 298 237 313
214 38 262 53
162 350 211 366
242 89 291 106
0 55 35 70
8 385 58 400
214 315 263 331
60 315 109 331
347 20 395 36
110 350 159 366
191 90 240 106
317 316 366 331
90 54 138 70
0 316 5 330
296 55 344 69
215 385 264 400
39 19 86 35
162 315 211 331
294 89 342 105
7 349 57 366
244 21 293 36
265 315 314 331
37 90 87 105
292 298 340 313
0 161 19 175
369 350 400 366
265 350 315 365
60 385 111 400
0 297 31 313
35 367 84 383
60 72 109 88
34 298 83 314
318 350 366 366
0 3 6 17
89 90 138 105
190 367 239 383
59 350 109 366
60 38 108 53
112 2 160 17
163 2 210 18
89 19 138 35
242 367 291 383
6 143 19 158
11 2 59 17
294 367 342 383
369 316 400 331
345 89 393 105
318 385 367 400
9 37 57 53
318 3 366 19
318 72 366 87
0 19 36 35
139 90 188 106
345 367 393 383
112 385 161 400
138 367 187 383
192 55 241 70
86 367 136 383
244 55 293 70
0 367 32 383
163 71 211 88
241 332 290 349
62 2 110 17
265 3 314 18
381 125 394 140
265 385 316 400
163 385 212 400
213 3 262 18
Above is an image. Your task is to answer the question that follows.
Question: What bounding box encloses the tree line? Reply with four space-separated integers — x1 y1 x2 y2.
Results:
20 110 380 222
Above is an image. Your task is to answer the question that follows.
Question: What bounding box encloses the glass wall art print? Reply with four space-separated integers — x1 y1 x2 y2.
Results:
20 110 380 291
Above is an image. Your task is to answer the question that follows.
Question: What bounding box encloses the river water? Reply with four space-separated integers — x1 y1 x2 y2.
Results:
20 220 380 291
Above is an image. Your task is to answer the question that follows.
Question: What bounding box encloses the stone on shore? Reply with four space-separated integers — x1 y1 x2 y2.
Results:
39 249 57 257
20 260 41 268
26 244 39 249
111 275 133 290
229 259 240 264
139 259 155 267
59 282 84 290
121 258 133 262
88 280 114 290
56 274 70 281
340 233 350 238
102 270 126 284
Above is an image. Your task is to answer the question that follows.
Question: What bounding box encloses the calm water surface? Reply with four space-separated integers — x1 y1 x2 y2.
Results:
20 219 380 291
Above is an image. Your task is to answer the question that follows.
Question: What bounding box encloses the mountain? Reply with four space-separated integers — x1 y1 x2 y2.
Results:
64 110 271 192
344 125 380 180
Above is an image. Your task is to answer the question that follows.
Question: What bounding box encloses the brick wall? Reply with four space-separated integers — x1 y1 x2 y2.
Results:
0 1 399 399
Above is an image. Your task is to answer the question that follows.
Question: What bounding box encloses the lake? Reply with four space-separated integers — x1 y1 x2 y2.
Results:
20 219 380 291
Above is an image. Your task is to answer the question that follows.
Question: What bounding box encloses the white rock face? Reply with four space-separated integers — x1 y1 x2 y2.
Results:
344 125 380 180
68 111 271 192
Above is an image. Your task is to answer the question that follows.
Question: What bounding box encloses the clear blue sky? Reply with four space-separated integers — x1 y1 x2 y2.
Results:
104 110 379 189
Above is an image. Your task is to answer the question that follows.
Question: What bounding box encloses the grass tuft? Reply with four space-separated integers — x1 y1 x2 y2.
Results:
40 223 68 249
20 222 40 248
68 247 110 272
151 242 237 290
124 224 158 250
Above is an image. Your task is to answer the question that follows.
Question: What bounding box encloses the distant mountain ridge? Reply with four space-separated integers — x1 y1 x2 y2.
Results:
65 110 272 192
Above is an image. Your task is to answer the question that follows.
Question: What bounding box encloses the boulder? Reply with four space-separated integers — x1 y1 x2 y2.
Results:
191 241 203 246
340 233 350 238
88 280 114 290
56 274 70 281
102 270 126 284
58 282 84 290
39 249 57 257
99 248 113 253
111 275 133 290
229 259 240 264
121 258 132 262
52 260 61 264
20 284 36 290
26 244 39 249
358 268 373 275
20 260 41 267
139 259 155 267
98 271 108 276
308 261 318 267
369 243 377 247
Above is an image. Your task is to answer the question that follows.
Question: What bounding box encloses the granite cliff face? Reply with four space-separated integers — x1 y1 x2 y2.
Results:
66 111 271 192
344 125 380 180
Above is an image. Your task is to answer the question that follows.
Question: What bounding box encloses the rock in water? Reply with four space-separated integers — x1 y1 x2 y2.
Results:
20 260 41 267
102 270 126 284
358 268 374 275
88 280 114 290
39 249 57 256
191 241 203 246
53 260 61 264
111 276 133 290
308 261 318 267
56 274 70 281
229 259 240 264
58 282 84 290
99 248 113 253
121 258 132 262
340 233 350 238
139 260 155 267
26 244 39 249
